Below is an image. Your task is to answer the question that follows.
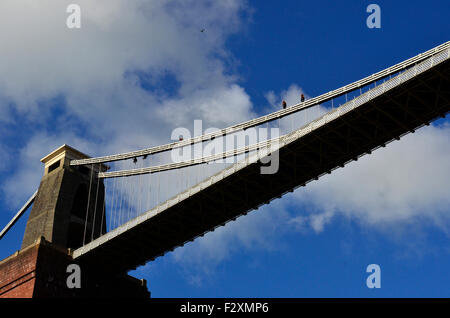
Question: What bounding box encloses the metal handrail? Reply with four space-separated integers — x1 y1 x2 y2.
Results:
70 41 450 166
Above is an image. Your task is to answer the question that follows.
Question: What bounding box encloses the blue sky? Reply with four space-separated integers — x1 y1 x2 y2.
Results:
0 0 449 297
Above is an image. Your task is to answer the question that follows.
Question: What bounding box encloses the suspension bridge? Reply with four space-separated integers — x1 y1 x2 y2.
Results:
2 41 450 279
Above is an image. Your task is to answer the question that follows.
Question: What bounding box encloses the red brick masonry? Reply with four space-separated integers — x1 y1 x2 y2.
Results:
0 238 150 298
0 242 39 298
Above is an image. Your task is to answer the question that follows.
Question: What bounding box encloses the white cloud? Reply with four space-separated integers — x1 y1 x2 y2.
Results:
0 0 246 105
296 123 450 229
289 210 334 233
0 0 255 207
0 143 11 172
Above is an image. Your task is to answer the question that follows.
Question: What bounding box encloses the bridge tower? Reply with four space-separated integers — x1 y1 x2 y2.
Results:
0 145 150 298
22 145 106 250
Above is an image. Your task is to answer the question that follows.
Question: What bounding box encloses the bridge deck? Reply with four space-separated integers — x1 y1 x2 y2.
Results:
73 54 450 274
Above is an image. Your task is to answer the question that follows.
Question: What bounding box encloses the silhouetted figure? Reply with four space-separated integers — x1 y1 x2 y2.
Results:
133 157 137 164
301 94 305 102
282 100 287 109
